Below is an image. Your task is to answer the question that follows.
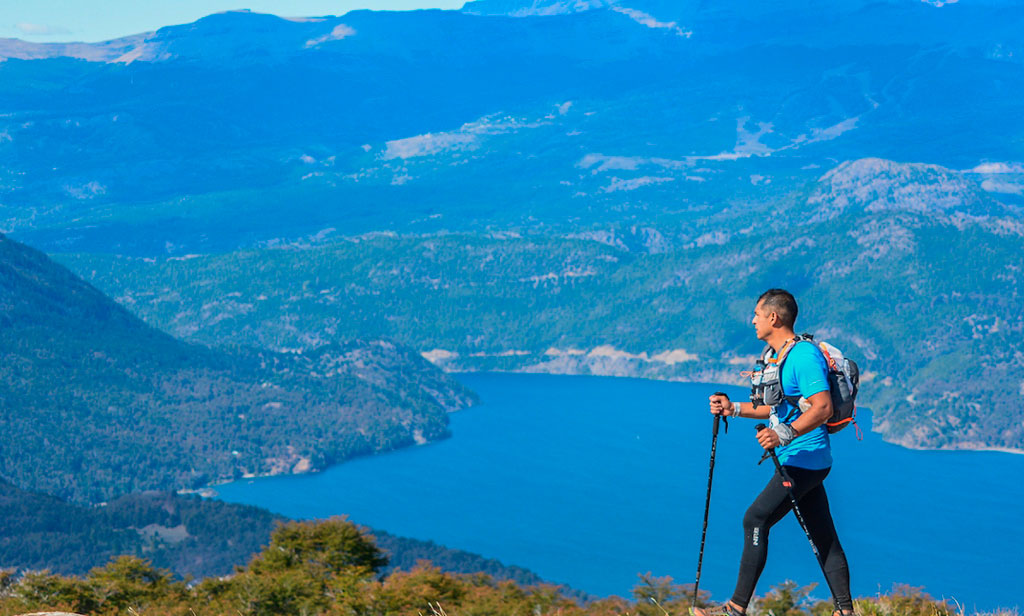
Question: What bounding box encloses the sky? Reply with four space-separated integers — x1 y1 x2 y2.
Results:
0 0 465 43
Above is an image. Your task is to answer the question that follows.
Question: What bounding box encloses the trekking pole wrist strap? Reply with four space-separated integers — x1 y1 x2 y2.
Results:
773 423 798 446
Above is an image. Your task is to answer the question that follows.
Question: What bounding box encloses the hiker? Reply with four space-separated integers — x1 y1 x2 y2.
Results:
702 289 854 616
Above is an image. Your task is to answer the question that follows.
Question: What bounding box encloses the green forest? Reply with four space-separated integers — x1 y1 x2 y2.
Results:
0 480 554 592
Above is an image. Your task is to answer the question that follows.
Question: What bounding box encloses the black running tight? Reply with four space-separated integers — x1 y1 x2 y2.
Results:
731 466 853 611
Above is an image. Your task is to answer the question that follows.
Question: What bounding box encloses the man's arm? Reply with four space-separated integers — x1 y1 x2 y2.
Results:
755 390 833 449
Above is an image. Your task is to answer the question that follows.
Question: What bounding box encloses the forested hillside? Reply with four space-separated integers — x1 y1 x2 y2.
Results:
0 234 476 502
0 480 277 578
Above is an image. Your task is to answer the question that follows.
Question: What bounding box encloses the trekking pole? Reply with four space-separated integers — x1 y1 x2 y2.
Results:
754 424 840 611
692 392 729 610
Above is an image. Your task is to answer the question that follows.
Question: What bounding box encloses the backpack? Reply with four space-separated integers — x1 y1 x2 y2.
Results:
748 333 861 435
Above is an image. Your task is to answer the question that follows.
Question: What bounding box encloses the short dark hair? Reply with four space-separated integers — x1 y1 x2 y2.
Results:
757 288 798 328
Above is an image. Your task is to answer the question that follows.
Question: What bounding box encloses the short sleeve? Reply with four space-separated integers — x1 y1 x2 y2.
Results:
783 342 830 399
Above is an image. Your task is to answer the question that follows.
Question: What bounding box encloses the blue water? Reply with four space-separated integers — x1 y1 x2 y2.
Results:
215 373 1021 611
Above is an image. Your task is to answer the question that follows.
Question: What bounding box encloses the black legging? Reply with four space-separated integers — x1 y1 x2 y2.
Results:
731 465 853 611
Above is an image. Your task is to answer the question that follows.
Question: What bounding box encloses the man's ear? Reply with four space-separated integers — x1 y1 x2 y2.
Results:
768 311 780 327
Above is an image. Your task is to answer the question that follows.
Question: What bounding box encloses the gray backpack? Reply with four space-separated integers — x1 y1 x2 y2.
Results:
749 334 860 435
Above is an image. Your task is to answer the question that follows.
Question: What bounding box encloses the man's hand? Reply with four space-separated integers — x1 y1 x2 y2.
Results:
757 423 797 450
757 426 781 450
708 394 735 416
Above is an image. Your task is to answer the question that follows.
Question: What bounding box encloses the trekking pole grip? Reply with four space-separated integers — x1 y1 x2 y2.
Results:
757 421 770 450
755 423 779 460
713 391 729 434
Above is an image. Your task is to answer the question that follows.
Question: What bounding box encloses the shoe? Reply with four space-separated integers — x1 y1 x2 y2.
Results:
690 603 745 616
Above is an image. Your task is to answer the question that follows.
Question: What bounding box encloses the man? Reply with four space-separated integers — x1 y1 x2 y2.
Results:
700 289 853 616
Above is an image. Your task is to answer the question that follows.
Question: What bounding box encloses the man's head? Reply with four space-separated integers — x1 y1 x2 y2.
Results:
752 288 798 341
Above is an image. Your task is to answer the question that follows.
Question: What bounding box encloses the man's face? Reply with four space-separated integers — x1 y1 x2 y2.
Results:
751 301 774 341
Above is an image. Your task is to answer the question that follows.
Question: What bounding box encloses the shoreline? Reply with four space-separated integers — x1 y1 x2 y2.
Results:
895 443 1024 456
195 370 1024 496
450 367 1024 456
187 429 458 498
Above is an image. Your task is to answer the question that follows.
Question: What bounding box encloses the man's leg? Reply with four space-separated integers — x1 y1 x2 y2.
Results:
797 482 854 612
730 466 829 611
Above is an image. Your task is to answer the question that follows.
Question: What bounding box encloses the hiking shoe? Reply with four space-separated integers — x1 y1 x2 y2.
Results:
690 603 745 616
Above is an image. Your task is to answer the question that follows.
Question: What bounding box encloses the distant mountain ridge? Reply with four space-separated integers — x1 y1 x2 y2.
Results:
0 234 476 502
2 2 1023 254
462 0 614 16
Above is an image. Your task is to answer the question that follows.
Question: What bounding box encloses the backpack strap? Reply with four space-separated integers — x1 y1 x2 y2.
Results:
769 335 810 366
774 335 817 408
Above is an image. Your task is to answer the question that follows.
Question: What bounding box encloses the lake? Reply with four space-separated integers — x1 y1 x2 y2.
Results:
214 372 1021 612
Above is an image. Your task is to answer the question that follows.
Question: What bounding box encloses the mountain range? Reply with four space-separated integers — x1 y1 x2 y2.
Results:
1 1 1022 253
2 0 1023 453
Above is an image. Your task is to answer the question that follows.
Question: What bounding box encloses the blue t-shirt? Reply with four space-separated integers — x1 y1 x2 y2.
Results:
768 340 832 470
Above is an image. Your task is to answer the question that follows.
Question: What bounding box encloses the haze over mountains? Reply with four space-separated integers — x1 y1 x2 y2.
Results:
2 0 1022 250
2 0 1023 454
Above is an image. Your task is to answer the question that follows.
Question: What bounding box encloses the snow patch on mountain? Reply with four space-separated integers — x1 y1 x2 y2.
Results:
685 118 773 161
382 114 547 160
578 153 686 173
612 7 692 37
305 24 356 47
788 115 863 147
